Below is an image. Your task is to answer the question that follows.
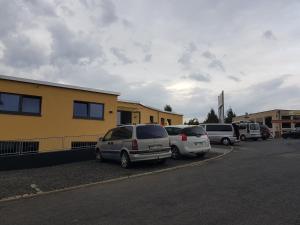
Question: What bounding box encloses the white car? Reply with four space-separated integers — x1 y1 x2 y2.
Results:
165 125 211 159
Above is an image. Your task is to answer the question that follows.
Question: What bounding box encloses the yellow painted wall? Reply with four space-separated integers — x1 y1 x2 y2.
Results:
117 101 183 125
0 79 118 152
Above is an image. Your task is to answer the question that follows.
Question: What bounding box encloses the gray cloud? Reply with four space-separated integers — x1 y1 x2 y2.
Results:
202 50 225 72
182 72 211 82
49 22 103 65
202 50 215 59
80 0 118 26
208 59 225 72
144 54 152 62
228 75 298 116
178 42 197 67
263 30 276 40
1 34 48 69
110 47 134 64
227 75 241 82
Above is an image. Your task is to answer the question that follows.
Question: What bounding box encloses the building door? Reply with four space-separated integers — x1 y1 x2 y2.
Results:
117 110 132 125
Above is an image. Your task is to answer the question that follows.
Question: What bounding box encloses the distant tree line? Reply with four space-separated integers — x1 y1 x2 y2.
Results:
185 107 236 125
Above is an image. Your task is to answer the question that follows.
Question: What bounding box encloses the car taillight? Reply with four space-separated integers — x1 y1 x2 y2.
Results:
180 133 187 141
132 139 138 150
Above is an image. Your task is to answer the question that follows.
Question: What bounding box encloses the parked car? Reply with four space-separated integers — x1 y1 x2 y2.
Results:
260 124 272 140
95 124 171 168
200 123 238 145
165 125 211 159
238 122 261 141
282 128 300 139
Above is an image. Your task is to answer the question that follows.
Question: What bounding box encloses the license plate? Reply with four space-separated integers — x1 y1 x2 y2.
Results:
195 142 203 146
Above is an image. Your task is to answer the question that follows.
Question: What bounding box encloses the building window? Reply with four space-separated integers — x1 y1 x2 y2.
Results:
160 118 165 125
282 116 291 120
167 119 172 125
282 123 291 128
0 141 39 156
73 101 104 120
150 115 154 123
71 142 97 150
265 116 272 128
0 92 41 116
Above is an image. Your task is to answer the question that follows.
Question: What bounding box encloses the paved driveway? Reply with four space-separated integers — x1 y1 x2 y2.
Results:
1 139 299 225
0 147 225 200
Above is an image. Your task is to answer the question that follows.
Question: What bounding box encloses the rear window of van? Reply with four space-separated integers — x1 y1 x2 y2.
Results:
182 126 206 136
136 125 168 139
206 124 233 132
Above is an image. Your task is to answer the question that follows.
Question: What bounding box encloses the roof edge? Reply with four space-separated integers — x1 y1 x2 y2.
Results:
0 74 120 96
118 99 183 116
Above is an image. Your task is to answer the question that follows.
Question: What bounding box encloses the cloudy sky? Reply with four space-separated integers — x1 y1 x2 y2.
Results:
0 0 300 121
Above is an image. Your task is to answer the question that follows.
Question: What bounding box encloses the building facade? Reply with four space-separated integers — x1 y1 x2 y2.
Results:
233 109 300 137
117 100 183 126
0 75 183 155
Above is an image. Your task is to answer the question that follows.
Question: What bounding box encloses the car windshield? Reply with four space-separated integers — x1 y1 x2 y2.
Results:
182 126 206 136
136 125 168 139
250 124 260 130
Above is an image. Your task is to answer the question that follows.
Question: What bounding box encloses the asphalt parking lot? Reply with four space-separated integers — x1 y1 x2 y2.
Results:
0 147 228 200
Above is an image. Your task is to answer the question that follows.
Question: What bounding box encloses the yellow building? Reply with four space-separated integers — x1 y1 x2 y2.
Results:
233 109 300 137
117 100 183 126
0 75 183 155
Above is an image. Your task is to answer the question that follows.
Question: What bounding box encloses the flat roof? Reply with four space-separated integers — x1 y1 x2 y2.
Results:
235 109 300 118
0 74 120 96
118 99 183 116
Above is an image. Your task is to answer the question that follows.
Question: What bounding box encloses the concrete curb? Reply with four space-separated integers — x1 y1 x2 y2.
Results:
0 146 233 203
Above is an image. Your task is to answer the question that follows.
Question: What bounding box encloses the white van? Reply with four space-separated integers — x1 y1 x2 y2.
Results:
238 122 261 141
201 123 238 145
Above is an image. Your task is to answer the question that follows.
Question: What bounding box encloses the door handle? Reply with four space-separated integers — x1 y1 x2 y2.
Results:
108 142 114 145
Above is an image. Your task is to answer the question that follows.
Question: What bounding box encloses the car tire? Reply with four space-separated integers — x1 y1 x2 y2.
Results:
120 152 131 168
240 135 246 141
157 158 167 164
196 152 206 157
171 146 181 159
95 149 104 162
221 138 231 146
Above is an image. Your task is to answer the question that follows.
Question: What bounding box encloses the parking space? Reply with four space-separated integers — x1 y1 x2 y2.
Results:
0 147 228 200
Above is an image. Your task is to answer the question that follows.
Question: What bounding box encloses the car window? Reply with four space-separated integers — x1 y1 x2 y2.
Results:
250 124 260 130
111 127 133 140
103 130 113 141
165 127 182 136
182 126 206 136
206 125 232 132
136 125 168 139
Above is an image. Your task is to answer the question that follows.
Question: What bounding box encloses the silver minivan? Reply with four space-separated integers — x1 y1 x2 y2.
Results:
201 123 238 145
95 124 171 168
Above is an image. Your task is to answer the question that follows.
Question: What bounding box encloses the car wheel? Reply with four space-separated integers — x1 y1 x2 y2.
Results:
196 152 206 157
253 138 258 141
240 135 246 141
171 146 181 159
221 138 231 146
157 158 167 164
95 149 104 162
120 152 131 168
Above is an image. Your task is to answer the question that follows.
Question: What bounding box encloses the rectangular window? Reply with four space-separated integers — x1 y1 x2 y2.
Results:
0 141 39 156
150 116 154 123
0 92 41 116
282 123 291 128
167 119 172 125
73 101 104 120
136 125 168 139
71 142 97 150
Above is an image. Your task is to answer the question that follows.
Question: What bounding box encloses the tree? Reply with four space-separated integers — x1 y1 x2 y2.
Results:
186 118 200 125
164 104 172 112
203 108 219 123
225 107 236 123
